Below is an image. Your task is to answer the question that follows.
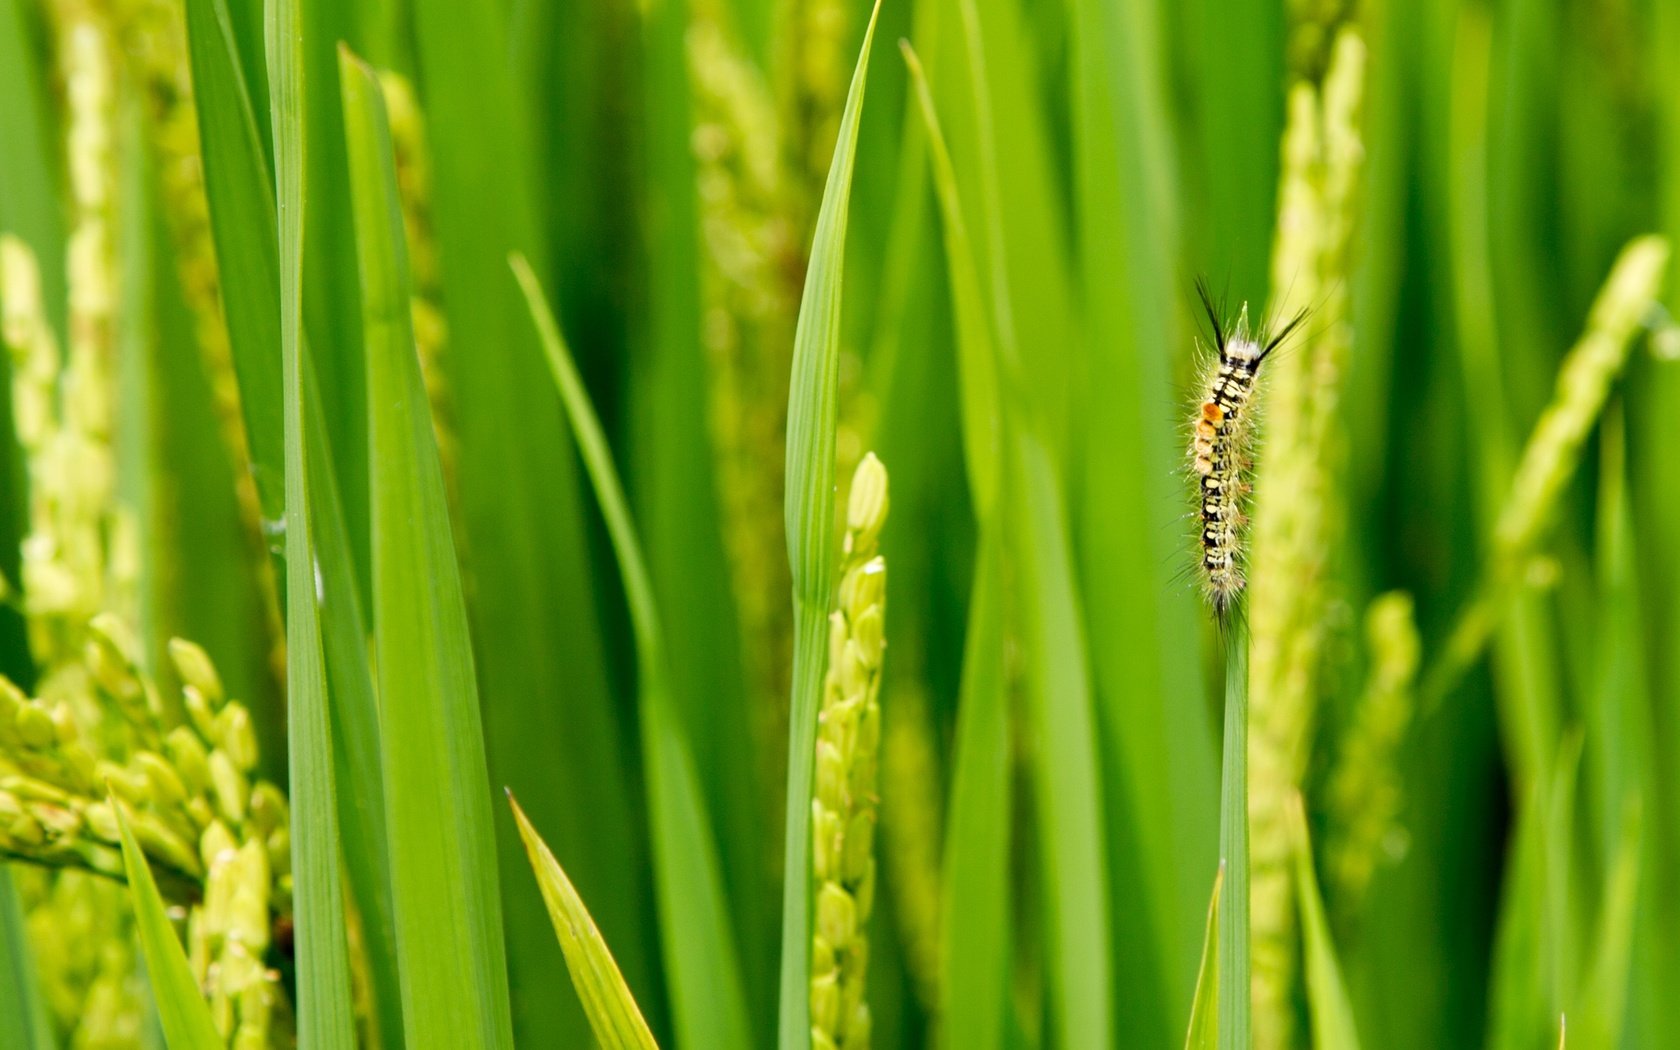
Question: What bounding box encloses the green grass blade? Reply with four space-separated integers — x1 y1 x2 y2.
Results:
342 47 514 1050
937 531 1010 1050
407 0 648 1032
1006 430 1116 1049
270 0 355 1042
777 3 882 1044
181 0 285 515
304 355 406 1049
632 0 765 1012
113 801 222 1049
903 43 1009 1050
1217 631 1249 1050
513 255 753 1050
1184 865 1223 1050
1287 794 1361 1050
900 41 1000 520
1067 0 1216 1028
0 868 53 1050
1572 799 1642 1048
508 794 659 1050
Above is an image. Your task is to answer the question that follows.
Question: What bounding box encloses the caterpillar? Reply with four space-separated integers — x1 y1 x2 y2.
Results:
1190 279 1305 619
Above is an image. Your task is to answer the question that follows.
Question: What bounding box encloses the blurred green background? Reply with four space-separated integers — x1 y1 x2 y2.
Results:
2 0 1680 1045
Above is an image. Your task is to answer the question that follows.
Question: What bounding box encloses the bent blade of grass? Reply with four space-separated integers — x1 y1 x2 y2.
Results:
513 255 752 1050
508 794 659 1050
1287 794 1361 1050
113 801 222 1049
343 49 514 1050
270 3 354 1045
1185 864 1223 1050
778 4 882 1046
1217 626 1250 1050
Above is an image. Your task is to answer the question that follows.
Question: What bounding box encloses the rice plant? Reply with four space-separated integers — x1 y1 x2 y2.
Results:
0 0 1677 1047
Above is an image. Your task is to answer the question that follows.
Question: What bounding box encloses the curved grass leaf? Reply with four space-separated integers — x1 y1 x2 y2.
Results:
112 801 221 1049
1287 794 1361 1050
513 255 752 1050
777 3 882 1045
509 793 659 1050
1185 864 1224 1050
342 47 514 1050
269 2 355 1043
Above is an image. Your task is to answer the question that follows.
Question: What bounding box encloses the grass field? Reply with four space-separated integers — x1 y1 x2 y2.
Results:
1 0 1678 1047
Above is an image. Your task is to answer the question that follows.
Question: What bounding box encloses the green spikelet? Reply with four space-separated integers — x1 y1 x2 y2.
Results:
811 452 889 1050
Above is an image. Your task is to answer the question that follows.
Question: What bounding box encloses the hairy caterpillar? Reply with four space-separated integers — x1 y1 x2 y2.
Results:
1189 279 1305 619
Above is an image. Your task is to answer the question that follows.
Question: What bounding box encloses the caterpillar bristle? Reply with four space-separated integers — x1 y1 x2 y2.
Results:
1189 282 1277 620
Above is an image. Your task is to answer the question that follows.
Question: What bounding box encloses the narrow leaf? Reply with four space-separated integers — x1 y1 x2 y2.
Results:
777 3 883 1045
181 0 285 512
343 47 514 1050
270 1 354 1042
903 43 1009 1050
1218 630 1250 1050
509 794 659 1050
113 801 221 1049
1185 865 1224 1050
937 532 1011 1050
0 869 53 1050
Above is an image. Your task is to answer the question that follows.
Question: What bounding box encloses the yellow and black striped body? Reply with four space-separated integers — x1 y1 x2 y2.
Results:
1191 345 1262 615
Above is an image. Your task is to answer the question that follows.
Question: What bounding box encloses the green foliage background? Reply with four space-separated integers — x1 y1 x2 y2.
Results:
1 0 1679 1046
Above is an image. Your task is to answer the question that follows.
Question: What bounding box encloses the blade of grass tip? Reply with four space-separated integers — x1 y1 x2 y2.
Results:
778 3 882 1046
112 799 222 1049
1286 793 1361 1050
0 869 53 1050
269 0 355 1042
1217 626 1250 1050
342 47 514 1050
900 40 1000 520
508 793 659 1050
181 0 286 515
1184 863 1224 1050
512 254 752 1050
